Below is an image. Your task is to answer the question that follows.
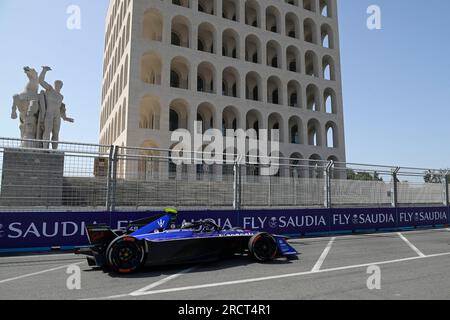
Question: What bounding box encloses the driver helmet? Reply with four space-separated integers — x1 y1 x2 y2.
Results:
202 219 219 232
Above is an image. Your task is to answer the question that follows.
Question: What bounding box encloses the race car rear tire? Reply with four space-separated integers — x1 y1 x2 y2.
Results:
248 233 278 262
106 236 145 274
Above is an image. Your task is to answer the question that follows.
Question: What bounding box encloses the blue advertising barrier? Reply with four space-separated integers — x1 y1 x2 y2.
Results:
0 207 448 253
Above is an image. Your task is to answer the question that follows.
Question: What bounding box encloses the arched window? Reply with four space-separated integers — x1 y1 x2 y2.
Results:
139 95 161 130
223 0 239 21
305 51 319 77
266 40 282 69
289 116 302 144
321 24 334 49
268 113 284 142
198 22 216 53
143 9 163 42
267 76 282 105
223 67 240 98
288 80 301 108
223 106 240 133
266 6 281 34
141 52 162 85
170 56 190 89
245 0 260 28
222 29 239 59
324 88 337 114
169 98 189 131
246 35 261 64
197 102 216 132
322 55 336 80
308 119 322 146
197 62 216 93
171 15 190 48
246 109 262 138
285 13 299 39
304 18 317 44
138 140 161 180
246 72 262 101
306 84 320 111
286 46 300 73
326 122 338 148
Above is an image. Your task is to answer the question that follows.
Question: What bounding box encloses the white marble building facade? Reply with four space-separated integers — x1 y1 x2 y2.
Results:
99 0 346 167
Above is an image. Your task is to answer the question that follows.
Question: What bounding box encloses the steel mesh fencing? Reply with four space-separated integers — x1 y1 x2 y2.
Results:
239 162 325 208
396 167 446 207
0 137 111 212
113 146 236 210
330 164 394 208
0 137 448 212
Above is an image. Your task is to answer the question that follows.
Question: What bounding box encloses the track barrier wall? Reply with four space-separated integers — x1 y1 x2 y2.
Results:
0 206 448 252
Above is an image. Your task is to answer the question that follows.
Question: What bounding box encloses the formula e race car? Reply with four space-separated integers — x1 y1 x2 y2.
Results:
77 209 298 274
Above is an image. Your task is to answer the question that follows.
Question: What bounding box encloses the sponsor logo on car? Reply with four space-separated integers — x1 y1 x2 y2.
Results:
218 232 255 237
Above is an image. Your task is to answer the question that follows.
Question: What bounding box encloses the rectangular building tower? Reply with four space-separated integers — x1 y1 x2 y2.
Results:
100 0 346 167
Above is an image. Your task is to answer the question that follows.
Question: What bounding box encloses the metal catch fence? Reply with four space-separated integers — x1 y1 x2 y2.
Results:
0 137 448 212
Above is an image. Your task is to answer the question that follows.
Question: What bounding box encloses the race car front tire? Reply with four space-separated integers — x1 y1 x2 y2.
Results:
106 236 145 274
248 233 278 262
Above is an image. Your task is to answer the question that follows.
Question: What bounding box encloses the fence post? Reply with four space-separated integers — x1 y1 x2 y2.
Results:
324 161 333 208
293 175 297 206
268 175 272 207
233 161 241 210
105 145 114 212
443 174 449 207
110 145 119 212
391 167 400 208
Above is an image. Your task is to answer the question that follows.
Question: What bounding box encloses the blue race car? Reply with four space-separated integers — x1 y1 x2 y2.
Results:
78 209 298 274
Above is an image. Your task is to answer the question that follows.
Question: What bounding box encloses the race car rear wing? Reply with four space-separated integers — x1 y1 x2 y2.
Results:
85 224 118 247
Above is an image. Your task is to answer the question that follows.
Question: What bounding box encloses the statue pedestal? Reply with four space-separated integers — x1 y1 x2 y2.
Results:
0 148 64 207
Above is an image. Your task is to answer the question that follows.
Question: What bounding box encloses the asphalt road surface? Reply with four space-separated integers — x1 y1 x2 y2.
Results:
0 228 449 300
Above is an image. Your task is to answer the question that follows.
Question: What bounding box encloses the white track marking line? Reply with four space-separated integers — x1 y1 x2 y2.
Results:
83 266 198 300
82 293 130 300
289 228 449 244
397 232 425 257
0 253 78 260
130 266 197 296
123 252 450 298
87 251 450 300
0 262 84 284
311 237 335 272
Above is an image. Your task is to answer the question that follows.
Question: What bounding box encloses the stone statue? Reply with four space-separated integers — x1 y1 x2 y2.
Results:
10 66 74 149
11 67 40 140
39 66 74 149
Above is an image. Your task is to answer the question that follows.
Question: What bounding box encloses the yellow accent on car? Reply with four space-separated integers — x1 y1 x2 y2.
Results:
164 207 178 215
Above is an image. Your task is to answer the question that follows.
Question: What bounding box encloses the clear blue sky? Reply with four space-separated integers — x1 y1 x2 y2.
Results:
0 0 449 169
